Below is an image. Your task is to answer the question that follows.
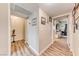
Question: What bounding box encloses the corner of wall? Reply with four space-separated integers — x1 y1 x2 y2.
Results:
29 45 39 56
39 41 53 55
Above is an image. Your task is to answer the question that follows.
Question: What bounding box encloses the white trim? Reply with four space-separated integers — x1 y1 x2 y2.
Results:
70 48 75 56
29 45 39 56
52 12 71 19
8 3 11 56
0 51 9 56
39 41 53 55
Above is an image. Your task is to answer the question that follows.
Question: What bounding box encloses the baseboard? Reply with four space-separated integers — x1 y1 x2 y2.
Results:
0 51 8 56
39 41 53 55
66 42 75 56
29 45 39 56
69 47 75 56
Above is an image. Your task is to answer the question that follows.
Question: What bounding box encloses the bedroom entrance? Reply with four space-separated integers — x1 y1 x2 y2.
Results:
10 4 33 56
53 15 68 41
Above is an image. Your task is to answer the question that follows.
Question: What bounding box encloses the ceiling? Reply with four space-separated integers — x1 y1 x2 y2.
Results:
39 3 74 17
15 3 74 17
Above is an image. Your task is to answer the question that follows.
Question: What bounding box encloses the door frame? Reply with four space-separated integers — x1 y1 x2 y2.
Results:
52 13 70 47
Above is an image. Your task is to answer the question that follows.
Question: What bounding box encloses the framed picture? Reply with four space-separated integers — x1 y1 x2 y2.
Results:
41 17 46 25
76 16 79 30
32 17 37 26
49 17 52 22
72 3 79 33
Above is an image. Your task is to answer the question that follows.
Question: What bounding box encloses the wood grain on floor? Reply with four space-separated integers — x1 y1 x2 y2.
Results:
41 39 73 56
11 40 33 56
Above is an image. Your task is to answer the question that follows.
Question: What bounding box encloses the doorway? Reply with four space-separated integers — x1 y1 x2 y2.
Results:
11 15 26 42
10 4 33 56
53 15 68 42
10 15 29 55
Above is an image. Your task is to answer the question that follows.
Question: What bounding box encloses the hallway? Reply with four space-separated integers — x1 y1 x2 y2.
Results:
41 38 73 56
0 3 79 56
10 3 74 56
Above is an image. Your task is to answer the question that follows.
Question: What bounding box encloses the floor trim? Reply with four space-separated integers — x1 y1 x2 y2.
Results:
70 48 75 56
29 45 39 56
39 41 53 55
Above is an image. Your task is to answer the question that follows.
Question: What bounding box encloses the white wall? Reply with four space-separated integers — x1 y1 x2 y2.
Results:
72 11 79 55
67 13 79 56
0 4 8 55
73 30 79 55
28 12 39 53
39 8 52 53
67 13 74 51
73 8 79 56
11 15 25 41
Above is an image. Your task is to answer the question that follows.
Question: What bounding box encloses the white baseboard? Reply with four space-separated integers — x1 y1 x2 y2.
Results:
28 42 53 56
0 51 8 56
29 45 39 56
39 42 53 55
70 48 75 56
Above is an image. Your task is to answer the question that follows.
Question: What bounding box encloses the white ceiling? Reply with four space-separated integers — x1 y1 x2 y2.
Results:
39 3 74 17
15 3 74 17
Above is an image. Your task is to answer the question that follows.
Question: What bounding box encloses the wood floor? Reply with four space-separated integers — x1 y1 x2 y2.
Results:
41 38 73 56
11 40 33 56
11 38 73 56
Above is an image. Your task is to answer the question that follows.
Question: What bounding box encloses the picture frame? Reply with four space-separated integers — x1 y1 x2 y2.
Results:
41 17 46 25
72 3 79 33
76 16 79 30
32 17 37 26
49 17 52 22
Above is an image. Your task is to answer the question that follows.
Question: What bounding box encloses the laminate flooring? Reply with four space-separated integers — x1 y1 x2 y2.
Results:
41 38 73 56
